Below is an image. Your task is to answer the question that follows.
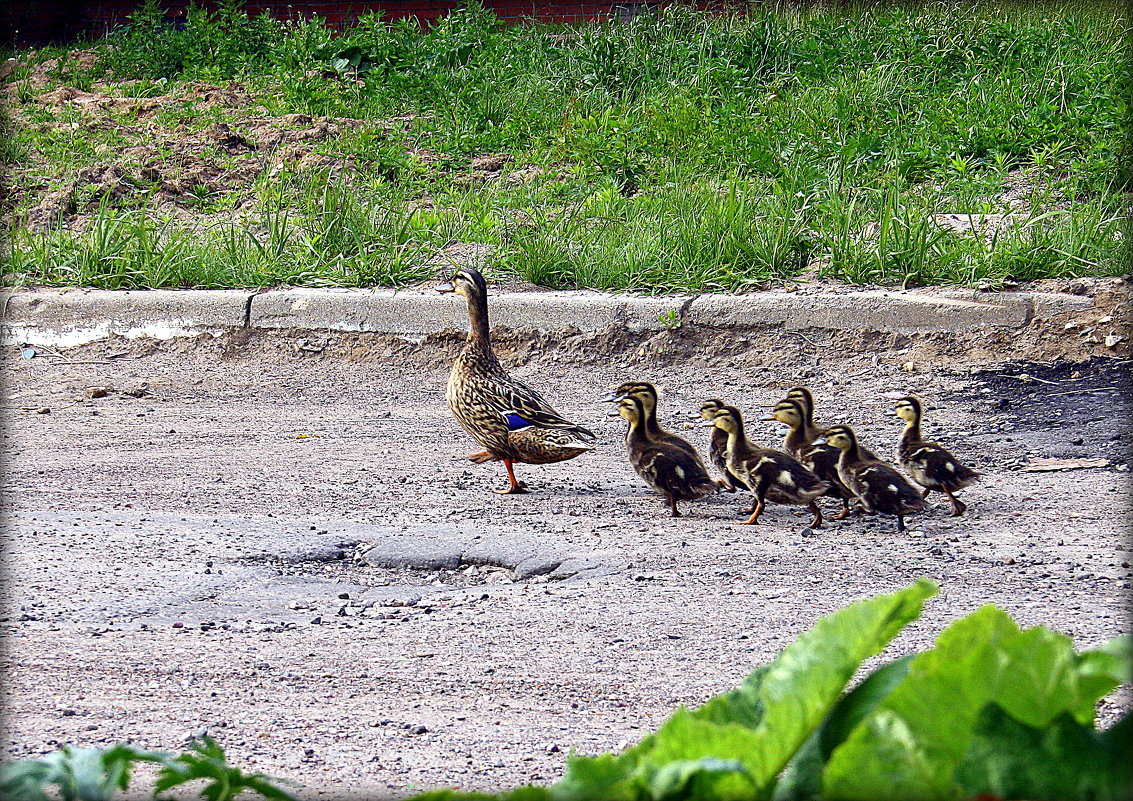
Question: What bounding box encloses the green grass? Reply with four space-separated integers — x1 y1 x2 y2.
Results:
2 0 1128 291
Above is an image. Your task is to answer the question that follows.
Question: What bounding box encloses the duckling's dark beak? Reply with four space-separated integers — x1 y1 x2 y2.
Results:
600 391 624 403
607 406 623 418
761 413 776 421
436 280 455 293
700 419 718 428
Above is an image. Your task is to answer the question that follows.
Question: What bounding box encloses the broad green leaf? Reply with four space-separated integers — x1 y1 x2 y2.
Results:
681 578 935 791
643 708 771 785
641 757 754 801
996 627 1081 728
409 791 508 801
822 604 1020 800
823 607 1133 801
773 655 914 801
551 752 640 801
955 705 1133 801
502 788 556 801
552 580 935 801
1074 635 1133 722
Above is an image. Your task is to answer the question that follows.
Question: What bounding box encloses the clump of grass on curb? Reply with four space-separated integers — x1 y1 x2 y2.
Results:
2 0 1128 290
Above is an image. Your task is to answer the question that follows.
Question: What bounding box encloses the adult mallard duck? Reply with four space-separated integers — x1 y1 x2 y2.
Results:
613 394 717 517
764 398 854 520
604 382 698 458
894 396 980 516
824 424 927 532
438 268 596 494
704 405 829 528
697 398 748 491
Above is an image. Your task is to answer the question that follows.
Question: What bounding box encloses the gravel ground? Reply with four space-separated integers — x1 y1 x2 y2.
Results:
2 322 1130 799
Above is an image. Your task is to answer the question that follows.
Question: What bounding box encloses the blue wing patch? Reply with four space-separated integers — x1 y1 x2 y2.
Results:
504 412 532 430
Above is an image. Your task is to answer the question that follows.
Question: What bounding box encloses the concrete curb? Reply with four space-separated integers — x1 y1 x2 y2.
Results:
1 286 1095 348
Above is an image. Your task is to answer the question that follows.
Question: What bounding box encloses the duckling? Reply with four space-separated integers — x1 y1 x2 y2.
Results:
604 382 697 458
698 399 748 491
614 395 717 517
824 424 927 532
764 398 854 520
705 406 829 527
438 268 596 494
786 386 881 461
894 396 980 516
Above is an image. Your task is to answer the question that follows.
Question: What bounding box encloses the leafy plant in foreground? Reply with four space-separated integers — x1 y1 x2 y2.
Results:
0 738 294 801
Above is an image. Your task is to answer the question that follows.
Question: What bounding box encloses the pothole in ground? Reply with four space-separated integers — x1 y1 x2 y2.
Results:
226 525 628 628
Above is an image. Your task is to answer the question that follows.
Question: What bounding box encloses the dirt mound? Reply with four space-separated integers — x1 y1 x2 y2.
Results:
3 54 563 234
18 83 367 229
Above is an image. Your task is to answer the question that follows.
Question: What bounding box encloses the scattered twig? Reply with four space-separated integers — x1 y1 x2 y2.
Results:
789 331 835 348
37 359 120 366
1004 373 1062 385
1046 385 1120 397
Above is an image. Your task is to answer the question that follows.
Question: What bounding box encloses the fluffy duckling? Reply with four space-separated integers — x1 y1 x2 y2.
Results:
895 396 980 516
705 406 829 527
698 399 748 491
614 395 717 517
824 424 927 532
786 386 881 461
765 398 854 520
605 382 697 458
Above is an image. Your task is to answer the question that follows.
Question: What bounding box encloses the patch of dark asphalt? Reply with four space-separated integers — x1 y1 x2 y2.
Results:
946 356 1132 470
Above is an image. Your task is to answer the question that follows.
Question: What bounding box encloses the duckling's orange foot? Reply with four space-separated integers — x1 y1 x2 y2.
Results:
717 479 736 492
468 451 497 464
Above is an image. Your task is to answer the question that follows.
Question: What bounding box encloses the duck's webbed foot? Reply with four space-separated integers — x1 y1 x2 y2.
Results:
493 458 530 494
667 495 682 517
944 488 966 516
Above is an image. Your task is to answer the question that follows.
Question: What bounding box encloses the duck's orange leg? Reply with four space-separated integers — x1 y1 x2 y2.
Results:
667 494 682 517
741 498 764 525
943 488 966 516
493 458 530 494
833 499 851 520
807 501 823 529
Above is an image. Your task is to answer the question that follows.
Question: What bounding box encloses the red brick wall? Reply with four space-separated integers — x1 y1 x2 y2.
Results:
4 0 668 46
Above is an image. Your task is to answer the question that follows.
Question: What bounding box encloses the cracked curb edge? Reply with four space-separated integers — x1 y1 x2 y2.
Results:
0 287 1095 348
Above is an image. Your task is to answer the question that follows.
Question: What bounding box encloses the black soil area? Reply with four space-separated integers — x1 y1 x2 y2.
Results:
958 356 1132 469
